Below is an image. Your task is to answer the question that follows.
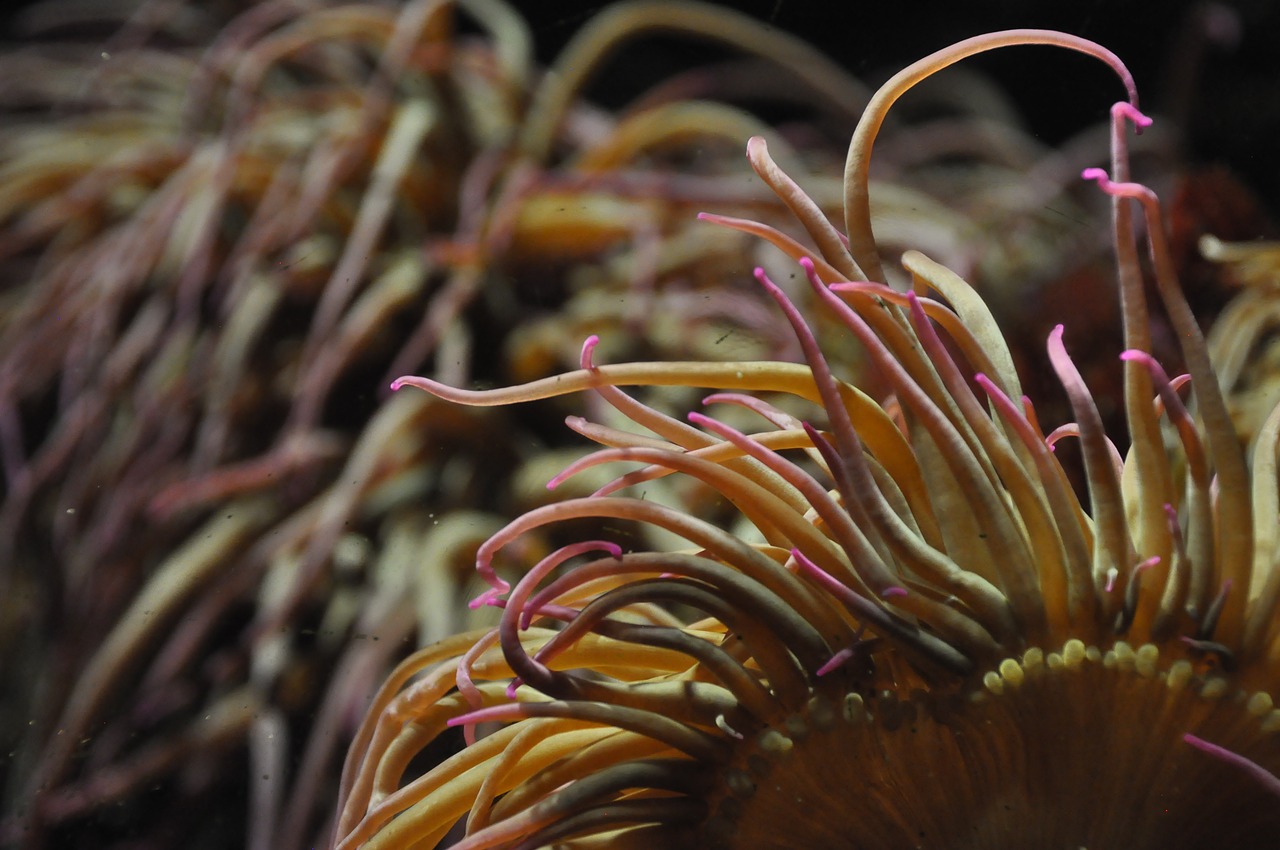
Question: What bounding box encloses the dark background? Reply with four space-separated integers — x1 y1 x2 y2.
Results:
511 0 1280 214
3 1 1277 210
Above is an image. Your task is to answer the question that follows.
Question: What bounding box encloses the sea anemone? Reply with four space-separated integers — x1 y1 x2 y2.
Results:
334 30 1280 849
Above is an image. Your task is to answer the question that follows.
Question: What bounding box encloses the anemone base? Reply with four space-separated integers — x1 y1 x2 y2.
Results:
702 640 1280 849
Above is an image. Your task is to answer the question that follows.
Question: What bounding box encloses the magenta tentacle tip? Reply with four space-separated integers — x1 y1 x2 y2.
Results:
1081 167 1149 200
790 547 822 576
1183 734 1280 798
580 334 600 369
1183 733 1211 750
816 647 856 677
1081 167 1109 186
446 705 515 729
904 289 932 325
468 588 506 610
389 375 434 393
446 712 474 729
1112 101 1153 131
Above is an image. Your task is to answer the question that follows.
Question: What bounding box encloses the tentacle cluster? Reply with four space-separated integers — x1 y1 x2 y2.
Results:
335 30 1280 849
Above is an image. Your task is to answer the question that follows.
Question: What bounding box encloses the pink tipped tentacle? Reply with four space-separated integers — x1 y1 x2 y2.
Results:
513 542 624 631
686 409 897 597
829 280 1012 394
1117 556 1161 632
1183 734 1280 799
816 646 857 677
701 392 803 431
905 291 1076 633
1083 167 1252 644
974 373 1094 626
745 136 863 280
1120 351 1208 488
455 629 502 746
496 542 624 701
578 333 723 454
1118 350 1212 633
845 31 1141 284
1148 502 1193 639
562 415 675 452
1101 101 1177 605
696 211 846 285
1047 324 1134 604
789 548 971 673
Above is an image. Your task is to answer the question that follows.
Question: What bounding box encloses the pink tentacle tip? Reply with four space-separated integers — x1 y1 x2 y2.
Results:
580 334 600 369
1183 732 1217 751
816 647 856 677
1046 324 1069 359
1081 167 1111 187
468 588 507 610
687 411 720 433
880 586 909 599
1112 101 1153 131
389 375 430 392
1183 734 1280 798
